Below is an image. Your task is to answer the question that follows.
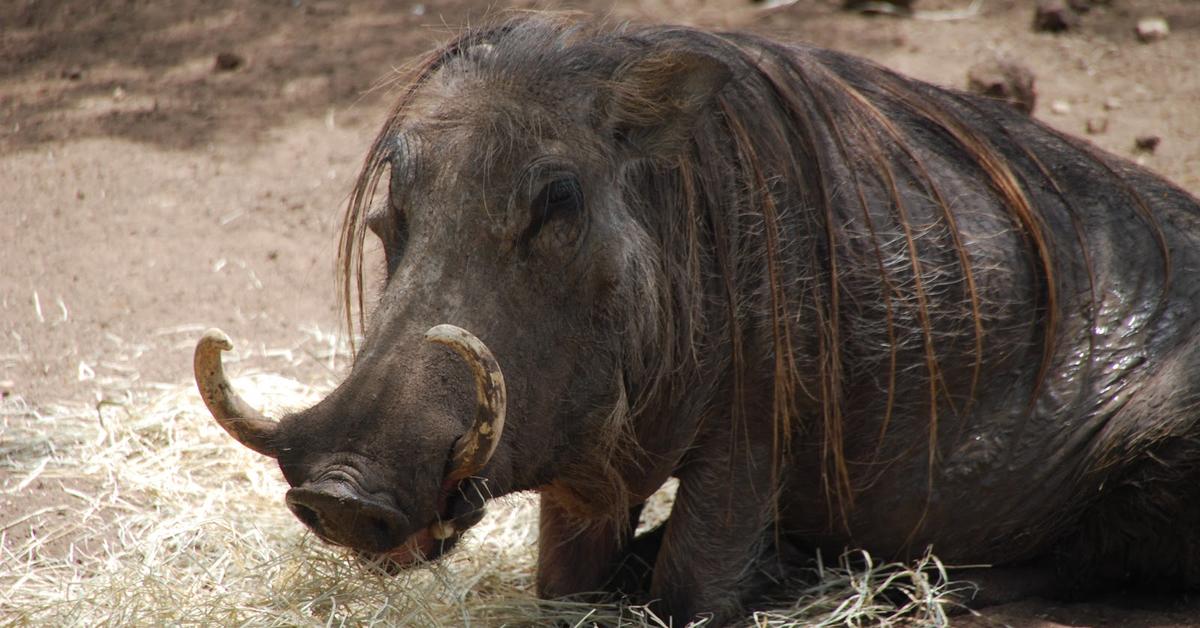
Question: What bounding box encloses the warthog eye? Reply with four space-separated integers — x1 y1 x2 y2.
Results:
520 174 584 255
534 176 583 222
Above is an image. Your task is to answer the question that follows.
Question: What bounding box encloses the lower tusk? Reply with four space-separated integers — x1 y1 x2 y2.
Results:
430 520 456 540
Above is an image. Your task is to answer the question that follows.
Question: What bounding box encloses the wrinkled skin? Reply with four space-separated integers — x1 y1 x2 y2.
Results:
199 17 1200 625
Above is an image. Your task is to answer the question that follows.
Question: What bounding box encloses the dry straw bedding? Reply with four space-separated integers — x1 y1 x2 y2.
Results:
0 339 964 626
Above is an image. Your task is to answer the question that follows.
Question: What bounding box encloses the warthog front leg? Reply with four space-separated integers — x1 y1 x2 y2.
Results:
648 429 778 624
535 495 651 599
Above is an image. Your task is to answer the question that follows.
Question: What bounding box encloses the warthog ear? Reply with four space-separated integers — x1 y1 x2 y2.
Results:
603 49 731 158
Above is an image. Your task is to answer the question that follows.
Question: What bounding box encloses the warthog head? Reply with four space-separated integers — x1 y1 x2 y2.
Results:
195 17 729 567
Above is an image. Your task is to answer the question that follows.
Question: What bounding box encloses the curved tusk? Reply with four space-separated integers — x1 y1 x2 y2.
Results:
425 324 507 483
194 328 280 458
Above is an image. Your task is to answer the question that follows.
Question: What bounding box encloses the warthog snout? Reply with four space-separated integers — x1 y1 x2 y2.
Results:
195 323 507 564
285 479 409 553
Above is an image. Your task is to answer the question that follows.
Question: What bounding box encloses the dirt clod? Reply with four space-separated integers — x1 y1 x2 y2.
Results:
842 0 915 16
1034 0 1079 32
967 57 1037 115
214 52 245 72
1135 135 1162 153
1086 118 1109 135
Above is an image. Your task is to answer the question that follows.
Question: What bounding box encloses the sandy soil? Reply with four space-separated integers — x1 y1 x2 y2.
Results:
3 0 1199 625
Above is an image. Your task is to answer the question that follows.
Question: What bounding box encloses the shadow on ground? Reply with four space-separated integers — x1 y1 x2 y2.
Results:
0 0 486 150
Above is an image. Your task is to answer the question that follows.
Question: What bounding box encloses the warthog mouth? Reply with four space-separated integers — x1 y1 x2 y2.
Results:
356 526 461 574
356 489 481 573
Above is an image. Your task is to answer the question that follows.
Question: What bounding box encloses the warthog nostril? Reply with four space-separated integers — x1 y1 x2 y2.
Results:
285 483 408 552
287 501 323 534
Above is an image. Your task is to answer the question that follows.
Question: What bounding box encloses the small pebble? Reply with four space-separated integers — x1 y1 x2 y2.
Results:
61 67 82 80
1050 100 1071 115
1103 97 1122 111
967 57 1037 115
1135 135 1161 153
1136 17 1169 43
843 0 915 15
214 52 244 72
1086 118 1108 135
1034 0 1078 32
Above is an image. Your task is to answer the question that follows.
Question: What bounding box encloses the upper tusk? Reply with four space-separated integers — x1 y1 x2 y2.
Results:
425 324 507 482
194 328 280 458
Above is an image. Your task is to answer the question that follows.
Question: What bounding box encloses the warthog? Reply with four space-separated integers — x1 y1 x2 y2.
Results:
195 15 1200 623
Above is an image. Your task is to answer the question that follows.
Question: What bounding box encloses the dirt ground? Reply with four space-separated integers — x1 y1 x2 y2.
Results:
3 0 1199 625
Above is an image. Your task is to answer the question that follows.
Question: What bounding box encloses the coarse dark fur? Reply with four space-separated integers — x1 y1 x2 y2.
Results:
266 14 1200 624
